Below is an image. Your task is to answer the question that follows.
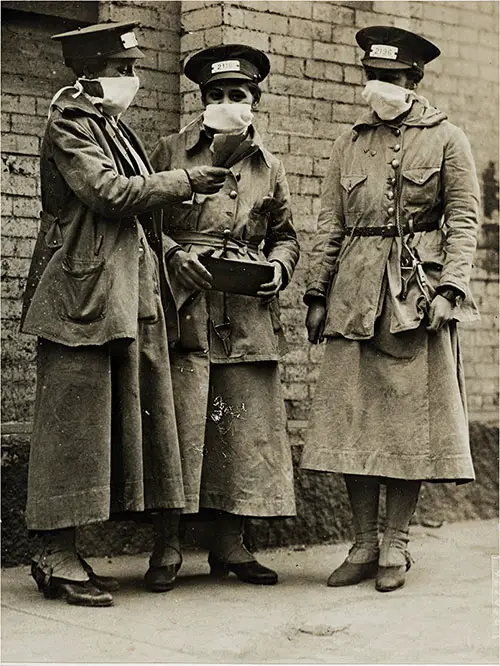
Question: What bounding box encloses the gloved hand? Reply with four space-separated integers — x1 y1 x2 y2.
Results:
257 262 283 301
306 300 327 344
169 249 214 290
185 166 229 194
426 294 455 332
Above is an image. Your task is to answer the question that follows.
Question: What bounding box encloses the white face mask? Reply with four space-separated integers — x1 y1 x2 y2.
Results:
81 76 140 116
203 103 253 134
361 79 415 121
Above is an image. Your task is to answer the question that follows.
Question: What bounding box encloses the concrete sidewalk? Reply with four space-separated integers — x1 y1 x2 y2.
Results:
1 519 498 664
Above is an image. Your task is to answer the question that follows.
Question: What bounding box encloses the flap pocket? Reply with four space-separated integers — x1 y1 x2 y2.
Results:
402 167 440 185
60 257 106 323
341 174 367 193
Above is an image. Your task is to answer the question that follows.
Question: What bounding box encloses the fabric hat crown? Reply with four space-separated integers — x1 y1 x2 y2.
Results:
51 21 144 63
184 44 270 87
356 25 440 75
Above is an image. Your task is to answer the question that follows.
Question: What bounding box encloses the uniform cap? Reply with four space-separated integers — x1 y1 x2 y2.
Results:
184 44 270 87
51 21 144 62
356 25 440 75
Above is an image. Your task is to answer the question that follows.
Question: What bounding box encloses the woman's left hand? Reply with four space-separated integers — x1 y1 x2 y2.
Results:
426 294 455 332
257 262 283 301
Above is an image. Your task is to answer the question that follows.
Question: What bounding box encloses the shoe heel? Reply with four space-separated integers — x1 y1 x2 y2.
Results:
208 555 229 578
31 562 51 594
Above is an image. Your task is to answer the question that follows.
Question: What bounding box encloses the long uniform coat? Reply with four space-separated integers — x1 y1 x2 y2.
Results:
22 89 193 531
301 96 480 483
150 117 299 516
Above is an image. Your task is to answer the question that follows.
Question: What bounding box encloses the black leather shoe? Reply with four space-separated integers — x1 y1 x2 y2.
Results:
144 562 181 592
78 555 120 592
31 562 113 606
208 553 278 585
327 558 378 587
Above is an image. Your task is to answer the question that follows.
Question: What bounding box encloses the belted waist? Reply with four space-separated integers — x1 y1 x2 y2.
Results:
344 218 440 238
169 231 261 256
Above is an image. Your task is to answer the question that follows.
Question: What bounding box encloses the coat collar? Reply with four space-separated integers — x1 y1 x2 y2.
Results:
50 86 105 122
352 95 447 132
50 87 151 176
180 114 271 168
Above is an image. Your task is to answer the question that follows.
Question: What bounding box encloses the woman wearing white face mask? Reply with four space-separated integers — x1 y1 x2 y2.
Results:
150 44 299 589
21 22 229 607
303 26 480 592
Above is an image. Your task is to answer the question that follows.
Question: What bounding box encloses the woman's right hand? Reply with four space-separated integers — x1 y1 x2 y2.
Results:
185 166 229 194
306 300 327 344
169 250 213 290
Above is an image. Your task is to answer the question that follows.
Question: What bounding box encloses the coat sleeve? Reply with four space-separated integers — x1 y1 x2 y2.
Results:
149 135 184 254
439 124 480 297
304 137 346 304
49 116 192 219
263 160 300 288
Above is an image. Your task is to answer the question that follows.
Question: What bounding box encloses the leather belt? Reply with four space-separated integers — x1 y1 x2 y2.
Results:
344 219 440 237
169 230 260 255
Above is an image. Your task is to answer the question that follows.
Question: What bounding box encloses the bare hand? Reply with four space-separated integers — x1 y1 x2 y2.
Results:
186 166 230 194
306 301 327 344
257 262 283 301
168 249 213 290
426 294 454 332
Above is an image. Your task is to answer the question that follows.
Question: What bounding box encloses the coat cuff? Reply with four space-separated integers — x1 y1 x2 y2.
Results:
303 290 327 306
437 280 466 299
267 250 295 286
269 259 289 288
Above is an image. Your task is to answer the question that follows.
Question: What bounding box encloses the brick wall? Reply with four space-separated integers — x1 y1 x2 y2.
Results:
179 0 499 429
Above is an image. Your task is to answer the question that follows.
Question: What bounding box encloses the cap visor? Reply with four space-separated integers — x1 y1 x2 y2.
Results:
107 46 145 59
203 71 254 85
362 57 411 70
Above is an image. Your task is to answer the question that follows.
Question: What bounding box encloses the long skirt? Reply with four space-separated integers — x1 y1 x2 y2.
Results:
301 322 475 483
25 315 185 531
170 355 296 516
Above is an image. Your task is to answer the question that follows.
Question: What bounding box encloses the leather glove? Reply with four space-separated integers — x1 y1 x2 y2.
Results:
306 300 327 344
185 166 229 194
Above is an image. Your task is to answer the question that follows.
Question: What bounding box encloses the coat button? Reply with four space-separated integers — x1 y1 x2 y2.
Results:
393 144 401 152
387 207 395 215
387 191 394 200
390 177 397 185
394 128 401 136
229 190 238 199
391 159 400 169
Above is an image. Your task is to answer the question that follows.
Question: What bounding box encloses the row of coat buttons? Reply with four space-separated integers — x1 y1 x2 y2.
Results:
387 155 400 216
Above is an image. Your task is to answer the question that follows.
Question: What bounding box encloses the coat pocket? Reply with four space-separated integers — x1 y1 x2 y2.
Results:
60 256 106 323
402 167 441 205
340 174 368 216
